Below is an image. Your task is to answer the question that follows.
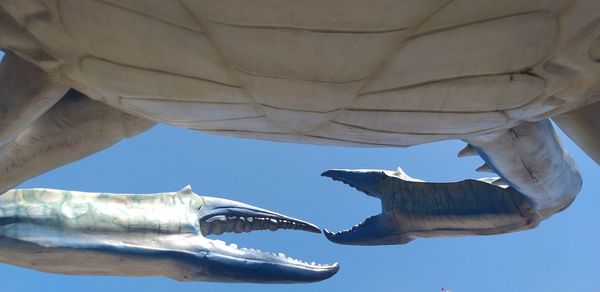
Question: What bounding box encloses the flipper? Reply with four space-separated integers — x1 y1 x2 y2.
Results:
0 90 155 191
0 51 68 146
323 120 581 245
553 101 600 165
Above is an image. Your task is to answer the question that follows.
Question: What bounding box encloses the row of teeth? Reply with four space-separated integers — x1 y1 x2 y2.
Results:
328 215 376 236
201 215 310 235
209 239 330 267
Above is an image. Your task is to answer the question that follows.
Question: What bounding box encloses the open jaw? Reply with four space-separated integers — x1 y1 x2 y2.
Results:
320 168 541 246
196 196 339 283
320 169 415 246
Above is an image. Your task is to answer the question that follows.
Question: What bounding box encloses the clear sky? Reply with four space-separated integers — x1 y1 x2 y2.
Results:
1 51 599 291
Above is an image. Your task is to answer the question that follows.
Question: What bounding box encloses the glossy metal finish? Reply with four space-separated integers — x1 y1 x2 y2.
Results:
0 186 338 283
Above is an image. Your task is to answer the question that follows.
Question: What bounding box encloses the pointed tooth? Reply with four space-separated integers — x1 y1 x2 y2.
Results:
247 217 253 222
200 222 212 236
268 223 278 231
492 178 509 186
476 163 494 173
227 219 238 232
243 221 253 232
458 144 476 157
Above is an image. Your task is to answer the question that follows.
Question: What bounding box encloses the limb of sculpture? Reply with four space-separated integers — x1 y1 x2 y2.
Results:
0 90 154 192
0 186 338 283
0 51 68 148
323 120 582 245
0 88 336 282
554 100 600 165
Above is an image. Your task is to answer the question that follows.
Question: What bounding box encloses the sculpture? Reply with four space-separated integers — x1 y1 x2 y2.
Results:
0 0 599 283
322 119 580 244
0 186 338 283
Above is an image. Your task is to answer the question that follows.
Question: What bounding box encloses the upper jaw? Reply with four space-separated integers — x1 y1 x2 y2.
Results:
196 196 338 283
321 169 390 198
320 169 413 245
198 196 321 235
321 168 421 199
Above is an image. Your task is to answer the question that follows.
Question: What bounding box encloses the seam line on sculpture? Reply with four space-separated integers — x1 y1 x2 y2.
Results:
258 103 340 114
166 115 266 124
205 130 407 147
202 17 412 34
82 57 242 89
329 120 502 136
406 10 552 41
205 129 288 135
342 107 507 114
91 0 205 33
357 72 540 96
233 66 368 84
302 134 409 147
121 97 252 105
177 0 272 124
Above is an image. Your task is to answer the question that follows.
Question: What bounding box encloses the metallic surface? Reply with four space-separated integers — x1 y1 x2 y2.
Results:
0 186 338 283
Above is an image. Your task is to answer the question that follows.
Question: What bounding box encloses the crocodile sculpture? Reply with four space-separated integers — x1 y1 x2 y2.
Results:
0 186 338 283
0 0 599 283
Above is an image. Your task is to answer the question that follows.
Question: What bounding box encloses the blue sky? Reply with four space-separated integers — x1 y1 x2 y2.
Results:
1 51 599 291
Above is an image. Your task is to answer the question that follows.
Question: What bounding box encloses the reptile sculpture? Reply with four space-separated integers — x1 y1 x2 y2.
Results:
0 0 599 283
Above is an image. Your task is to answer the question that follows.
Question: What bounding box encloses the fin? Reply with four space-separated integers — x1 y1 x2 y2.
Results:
553 100 600 165
458 144 476 157
178 185 193 194
475 163 493 173
0 50 68 146
0 90 155 192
